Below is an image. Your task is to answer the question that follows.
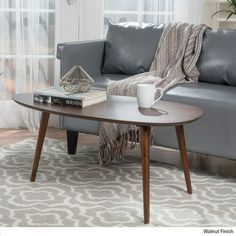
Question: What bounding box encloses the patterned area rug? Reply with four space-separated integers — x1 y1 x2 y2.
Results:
0 138 235 227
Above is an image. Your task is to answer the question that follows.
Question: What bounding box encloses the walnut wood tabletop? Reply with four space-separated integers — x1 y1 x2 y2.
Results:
13 93 203 224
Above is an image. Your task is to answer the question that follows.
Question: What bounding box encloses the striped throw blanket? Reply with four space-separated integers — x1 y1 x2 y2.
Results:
98 23 207 165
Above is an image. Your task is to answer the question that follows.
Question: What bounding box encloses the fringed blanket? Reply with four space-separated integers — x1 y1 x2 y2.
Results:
98 23 207 165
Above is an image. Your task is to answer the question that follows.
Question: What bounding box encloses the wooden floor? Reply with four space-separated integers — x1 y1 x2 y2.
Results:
0 128 98 147
0 128 235 178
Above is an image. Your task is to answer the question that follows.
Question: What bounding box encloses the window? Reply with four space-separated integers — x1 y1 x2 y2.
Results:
104 0 174 32
0 0 56 99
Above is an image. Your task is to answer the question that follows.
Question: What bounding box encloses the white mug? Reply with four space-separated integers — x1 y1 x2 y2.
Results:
136 84 163 108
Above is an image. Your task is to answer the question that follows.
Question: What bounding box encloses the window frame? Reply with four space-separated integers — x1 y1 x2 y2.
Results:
104 0 175 24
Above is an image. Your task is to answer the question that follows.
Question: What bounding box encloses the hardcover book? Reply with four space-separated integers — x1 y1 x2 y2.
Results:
33 87 107 108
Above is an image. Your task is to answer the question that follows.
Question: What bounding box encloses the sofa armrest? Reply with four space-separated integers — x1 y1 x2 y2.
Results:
57 40 105 77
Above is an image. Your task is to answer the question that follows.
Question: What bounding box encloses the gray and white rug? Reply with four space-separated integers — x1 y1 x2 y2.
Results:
0 138 235 227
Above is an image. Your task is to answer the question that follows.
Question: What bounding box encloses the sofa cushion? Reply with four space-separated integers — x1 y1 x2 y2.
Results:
92 74 130 89
156 82 236 160
197 28 236 86
102 21 164 75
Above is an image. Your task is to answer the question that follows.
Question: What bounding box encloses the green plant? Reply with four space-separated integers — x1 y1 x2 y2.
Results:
212 0 236 20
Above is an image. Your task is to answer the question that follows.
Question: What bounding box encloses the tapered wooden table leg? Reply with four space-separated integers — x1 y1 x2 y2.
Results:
31 112 50 182
175 125 192 194
140 126 151 224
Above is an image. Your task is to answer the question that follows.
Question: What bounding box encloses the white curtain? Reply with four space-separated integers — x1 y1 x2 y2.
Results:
104 0 174 25
0 0 56 130
0 0 102 130
104 0 205 27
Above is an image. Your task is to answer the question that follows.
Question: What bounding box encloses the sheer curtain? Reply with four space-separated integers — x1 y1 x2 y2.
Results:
0 0 101 130
104 0 174 24
104 0 205 30
0 0 56 130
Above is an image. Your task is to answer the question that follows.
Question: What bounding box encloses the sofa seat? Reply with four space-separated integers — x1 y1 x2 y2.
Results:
158 82 236 160
92 74 129 89
63 73 236 161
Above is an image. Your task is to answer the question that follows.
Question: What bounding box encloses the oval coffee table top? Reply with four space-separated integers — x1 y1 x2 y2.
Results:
13 93 203 126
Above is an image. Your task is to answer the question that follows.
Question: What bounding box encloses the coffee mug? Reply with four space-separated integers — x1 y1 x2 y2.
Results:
136 84 163 108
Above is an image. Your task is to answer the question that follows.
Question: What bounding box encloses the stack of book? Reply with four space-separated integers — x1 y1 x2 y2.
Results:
33 87 107 108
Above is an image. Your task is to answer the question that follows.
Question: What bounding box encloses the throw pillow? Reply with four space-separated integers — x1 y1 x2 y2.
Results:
102 20 165 75
197 28 236 86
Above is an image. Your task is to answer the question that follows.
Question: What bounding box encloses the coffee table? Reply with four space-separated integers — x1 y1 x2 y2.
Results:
13 93 203 224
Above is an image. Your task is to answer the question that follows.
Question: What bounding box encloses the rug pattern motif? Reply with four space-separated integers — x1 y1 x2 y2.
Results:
0 138 235 227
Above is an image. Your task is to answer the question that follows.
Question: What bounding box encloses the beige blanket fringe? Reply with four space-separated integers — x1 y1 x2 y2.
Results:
98 23 207 165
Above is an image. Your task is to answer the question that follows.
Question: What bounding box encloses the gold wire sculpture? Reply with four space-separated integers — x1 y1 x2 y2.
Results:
60 65 94 93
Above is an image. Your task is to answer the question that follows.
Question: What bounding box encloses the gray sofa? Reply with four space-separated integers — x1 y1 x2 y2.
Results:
57 22 236 161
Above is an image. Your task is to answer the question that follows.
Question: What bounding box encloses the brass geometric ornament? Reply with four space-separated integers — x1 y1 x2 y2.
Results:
60 65 94 93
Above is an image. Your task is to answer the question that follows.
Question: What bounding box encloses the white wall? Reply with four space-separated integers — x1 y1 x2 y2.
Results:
203 0 236 29
203 0 217 28
78 0 104 41
55 0 80 43
55 0 104 43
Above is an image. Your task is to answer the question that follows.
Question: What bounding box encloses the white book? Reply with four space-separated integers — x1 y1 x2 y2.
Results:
33 86 107 107
34 86 107 101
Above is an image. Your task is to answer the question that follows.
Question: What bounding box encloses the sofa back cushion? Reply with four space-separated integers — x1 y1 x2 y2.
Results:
102 21 164 75
197 28 236 86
